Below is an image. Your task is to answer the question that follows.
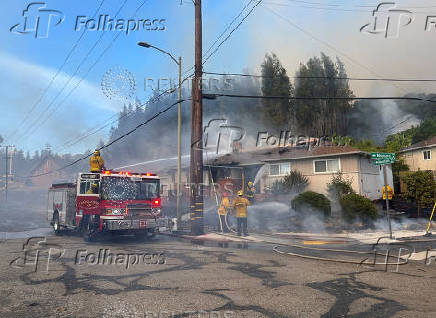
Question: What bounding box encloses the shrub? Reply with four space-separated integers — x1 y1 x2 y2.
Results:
339 193 378 223
327 173 354 200
269 180 287 195
401 170 436 216
291 191 331 217
282 170 309 194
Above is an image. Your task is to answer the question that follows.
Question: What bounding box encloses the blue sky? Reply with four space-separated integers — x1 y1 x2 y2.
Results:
2 0 436 154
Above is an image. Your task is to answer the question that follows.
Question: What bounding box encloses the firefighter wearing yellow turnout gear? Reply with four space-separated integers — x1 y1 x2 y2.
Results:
231 190 250 236
90 150 105 173
246 181 256 203
218 194 231 232
382 185 394 210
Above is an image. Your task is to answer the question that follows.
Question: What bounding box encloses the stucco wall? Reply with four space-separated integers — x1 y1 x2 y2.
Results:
400 147 435 171
261 154 392 200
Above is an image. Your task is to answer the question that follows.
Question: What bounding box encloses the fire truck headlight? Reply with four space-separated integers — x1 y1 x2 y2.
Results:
152 208 161 216
106 208 126 215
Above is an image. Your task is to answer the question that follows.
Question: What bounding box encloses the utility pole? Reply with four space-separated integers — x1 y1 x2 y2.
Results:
190 0 204 235
177 55 182 228
5 146 9 202
383 165 393 239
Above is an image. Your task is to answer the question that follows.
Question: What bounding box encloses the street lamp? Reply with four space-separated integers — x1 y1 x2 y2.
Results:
137 42 183 228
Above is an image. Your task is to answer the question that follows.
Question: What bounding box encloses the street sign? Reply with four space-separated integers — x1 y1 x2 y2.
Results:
374 159 395 165
371 153 396 165
371 153 396 160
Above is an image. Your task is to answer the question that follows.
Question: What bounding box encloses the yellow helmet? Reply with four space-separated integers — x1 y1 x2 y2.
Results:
248 181 253 186
94 149 100 156
91 183 98 188
238 190 243 196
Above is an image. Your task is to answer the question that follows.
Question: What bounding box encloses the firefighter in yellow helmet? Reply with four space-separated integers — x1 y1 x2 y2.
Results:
86 182 99 194
246 181 256 203
382 185 394 210
231 190 251 236
90 149 105 173
218 192 231 232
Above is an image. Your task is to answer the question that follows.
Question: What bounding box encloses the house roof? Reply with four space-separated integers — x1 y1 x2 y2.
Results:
206 145 368 167
398 136 436 153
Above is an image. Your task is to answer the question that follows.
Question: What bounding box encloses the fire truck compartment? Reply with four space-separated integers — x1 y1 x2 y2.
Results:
104 219 156 230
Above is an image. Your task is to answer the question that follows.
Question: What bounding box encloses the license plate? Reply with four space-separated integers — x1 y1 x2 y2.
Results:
139 220 147 228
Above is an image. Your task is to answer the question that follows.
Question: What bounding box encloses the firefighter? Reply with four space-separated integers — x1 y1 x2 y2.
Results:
90 149 105 173
218 192 231 232
382 185 394 210
231 190 251 236
246 181 256 203
87 182 99 194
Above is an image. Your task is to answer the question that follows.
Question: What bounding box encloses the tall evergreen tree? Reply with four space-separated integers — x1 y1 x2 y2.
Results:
293 53 354 136
261 53 293 127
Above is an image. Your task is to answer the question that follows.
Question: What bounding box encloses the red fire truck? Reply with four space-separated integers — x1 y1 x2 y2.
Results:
47 170 171 241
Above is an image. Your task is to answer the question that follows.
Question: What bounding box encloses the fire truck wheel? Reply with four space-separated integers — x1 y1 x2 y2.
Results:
82 215 97 242
52 212 61 235
148 228 156 238
134 231 148 241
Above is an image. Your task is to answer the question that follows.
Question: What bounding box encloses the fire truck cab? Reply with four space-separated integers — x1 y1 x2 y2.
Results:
47 170 171 241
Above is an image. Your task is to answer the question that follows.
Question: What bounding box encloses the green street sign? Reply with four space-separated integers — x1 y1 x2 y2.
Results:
371 152 396 161
374 159 395 165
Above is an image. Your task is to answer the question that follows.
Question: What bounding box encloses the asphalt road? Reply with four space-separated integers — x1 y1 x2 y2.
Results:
1 231 436 318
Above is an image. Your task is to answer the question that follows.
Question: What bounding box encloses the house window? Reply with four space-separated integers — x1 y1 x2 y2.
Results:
423 150 431 160
314 159 340 173
269 162 291 176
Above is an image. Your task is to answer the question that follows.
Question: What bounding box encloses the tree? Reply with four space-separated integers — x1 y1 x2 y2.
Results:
402 170 436 216
261 53 293 127
293 53 354 136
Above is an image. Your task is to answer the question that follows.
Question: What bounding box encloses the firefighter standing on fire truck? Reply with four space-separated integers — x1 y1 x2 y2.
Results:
231 190 251 236
90 149 105 173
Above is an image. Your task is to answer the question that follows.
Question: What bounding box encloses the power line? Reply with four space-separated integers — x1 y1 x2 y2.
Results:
263 1 436 13
57 72 193 152
203 93 436 102
6 0 107 142
24 98 186 178
203 0 255 57
203 71 436 82
15 0 133 144
203 0 264 66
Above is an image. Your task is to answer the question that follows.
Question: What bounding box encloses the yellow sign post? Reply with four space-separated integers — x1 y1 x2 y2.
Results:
424 202 436 236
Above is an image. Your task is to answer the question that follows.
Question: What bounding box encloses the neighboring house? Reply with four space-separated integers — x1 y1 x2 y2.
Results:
207 145 393 201
27 156 67 188
398 136 436 173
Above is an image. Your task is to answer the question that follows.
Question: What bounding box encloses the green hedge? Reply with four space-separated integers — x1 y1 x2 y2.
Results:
339 193 378 223
291 191 331 217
